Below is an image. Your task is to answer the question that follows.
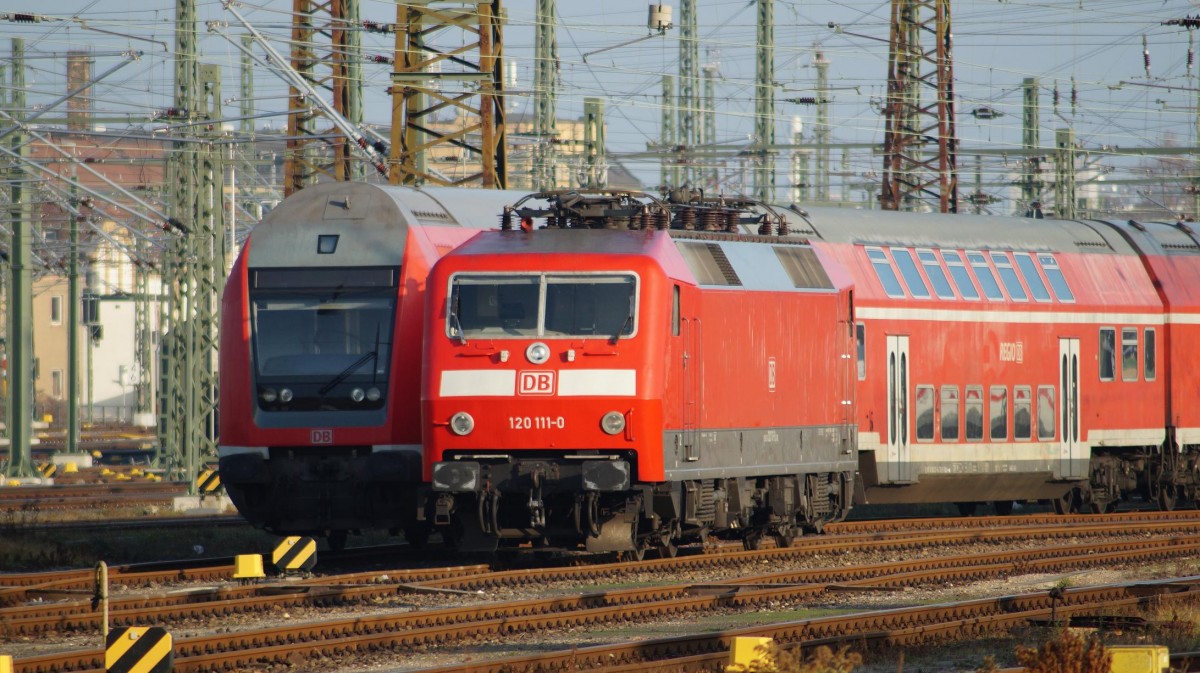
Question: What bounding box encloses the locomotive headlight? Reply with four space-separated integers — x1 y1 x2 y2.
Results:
260 388 278 403
351 388 366 403
525 341 551 365
366 387 381 402
279 388 294 403
449 412 475 436
600 411 626 435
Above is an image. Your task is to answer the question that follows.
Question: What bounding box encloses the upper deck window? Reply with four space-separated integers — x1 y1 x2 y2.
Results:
1037 254 1075 302
966 252 1004 300
1013 253 1051 302
942 251 980 300
449 273 637 340
891 249 930 299
917 250 955 299
990 252 1028 302
866 247 905 298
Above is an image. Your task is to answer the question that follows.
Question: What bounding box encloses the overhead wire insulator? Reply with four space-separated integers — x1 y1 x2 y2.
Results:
1070 77 1077 116
1189 33 1195 76
1053 83 1060 112
361 20 396 34
369 55 393 65
1143 35 1151 78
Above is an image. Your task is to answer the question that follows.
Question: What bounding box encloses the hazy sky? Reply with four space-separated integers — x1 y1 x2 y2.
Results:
1 0 1195 203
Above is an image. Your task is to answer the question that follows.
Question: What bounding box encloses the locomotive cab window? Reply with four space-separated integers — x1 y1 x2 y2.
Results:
856 323 866 380
1099 328 1116 381
249 267 397 412
448 273 638 339
1121 328 1138 381
1145 328 1156 381
866 247 905 298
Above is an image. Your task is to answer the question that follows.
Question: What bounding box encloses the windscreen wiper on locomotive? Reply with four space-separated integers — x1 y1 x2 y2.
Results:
317 325 382 396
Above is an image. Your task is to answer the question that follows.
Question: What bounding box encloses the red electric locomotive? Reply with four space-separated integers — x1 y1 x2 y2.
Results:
218 182 519 548
420 192 858 555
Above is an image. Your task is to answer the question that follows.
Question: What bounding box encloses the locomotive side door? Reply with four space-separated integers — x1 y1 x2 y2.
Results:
1058 337 1084 478
680 317 701 462
885 335 911 482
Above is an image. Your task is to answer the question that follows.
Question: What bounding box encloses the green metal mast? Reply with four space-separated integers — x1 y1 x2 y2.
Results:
753 0 775 203
814 48 830 202
582 97 605 188
5 38 34 479
1055 127 1076 219
661 74 678 189
1021 77 1041 213
702 61 717 191
677 0 698 186
534 0 558 190
67 172 79 454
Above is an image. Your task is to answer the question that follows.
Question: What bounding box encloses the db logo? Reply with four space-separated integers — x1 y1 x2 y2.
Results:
311 429 333 444
518 371 555 395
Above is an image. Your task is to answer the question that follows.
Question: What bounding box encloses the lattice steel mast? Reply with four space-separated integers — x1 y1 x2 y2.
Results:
753 0 775 203
390 1 507 188
880 0 957 212
534 0 558 190
676 0 698 186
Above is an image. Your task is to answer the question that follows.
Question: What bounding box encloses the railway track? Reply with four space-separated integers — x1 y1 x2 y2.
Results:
6 514 1200 672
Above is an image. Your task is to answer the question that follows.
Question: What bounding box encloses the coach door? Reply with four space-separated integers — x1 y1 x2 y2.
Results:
680 317 701 462
1059 338 1084 478
886 335 911 482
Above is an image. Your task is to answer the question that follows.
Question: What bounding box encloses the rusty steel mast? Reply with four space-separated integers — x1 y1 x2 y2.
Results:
880 0 957 212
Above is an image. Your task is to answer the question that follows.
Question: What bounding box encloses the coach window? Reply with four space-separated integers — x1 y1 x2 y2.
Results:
1013 386 1032 440
1145 328 1156 381
1037 386 1056 440
989 386 1009 441
1013 253 1051 302
1121 328 1138 381
671 285 680 336
1037 254 1075 302
965 385 984 441
966 252 1004 301
942 251 980 300
866 247 905 298
891 249 931 299
1099 328 1116 381
915 385 935 441
917 250 955 299
856 323 866 380
990 252 1028 302
940 386 960 441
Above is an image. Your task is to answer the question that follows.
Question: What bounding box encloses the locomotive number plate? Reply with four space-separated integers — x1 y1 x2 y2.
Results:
508 416 566 430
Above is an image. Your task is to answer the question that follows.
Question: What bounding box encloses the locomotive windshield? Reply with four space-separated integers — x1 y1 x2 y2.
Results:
448 273 637 339
249 267 396 411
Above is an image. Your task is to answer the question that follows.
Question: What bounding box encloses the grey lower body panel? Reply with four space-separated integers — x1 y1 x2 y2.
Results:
662 424 857 482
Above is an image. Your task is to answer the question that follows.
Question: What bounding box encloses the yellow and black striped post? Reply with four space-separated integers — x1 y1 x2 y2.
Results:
105 626 172 673
37 462 56 478
195 468 222 494
271 536 317 574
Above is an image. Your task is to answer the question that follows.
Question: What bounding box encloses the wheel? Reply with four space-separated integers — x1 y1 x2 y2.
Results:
993 500 1014 516
773 532 797 549
955 502 978 517
742 531 765 551
1052 489 1076 515
1158 486 1177 511
652 530 679 559
620 546 646 562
